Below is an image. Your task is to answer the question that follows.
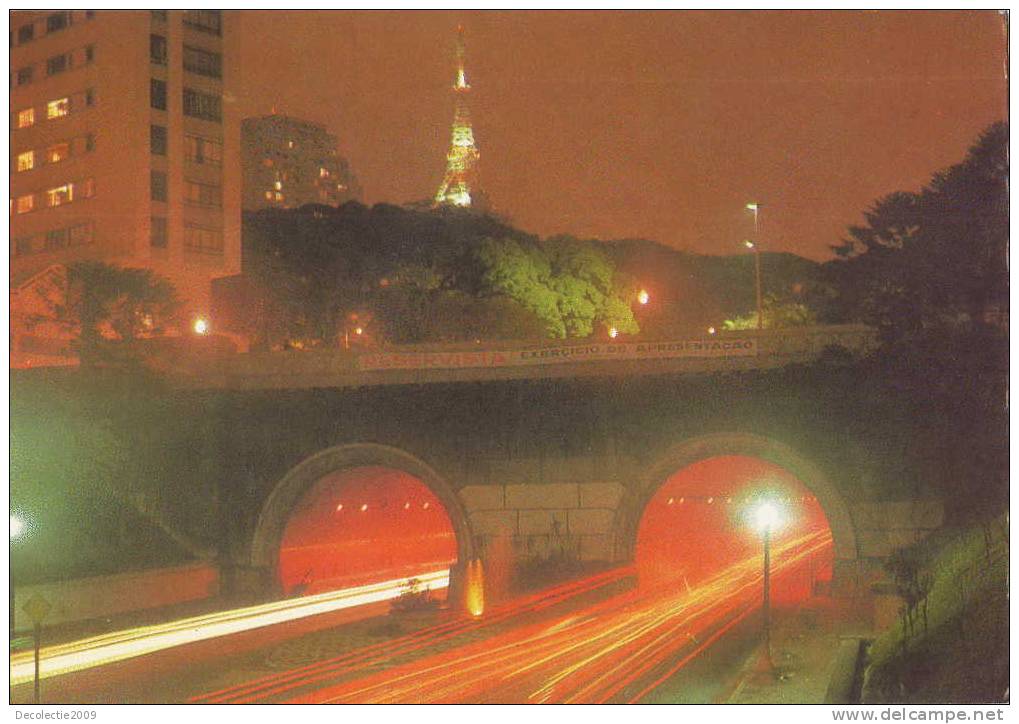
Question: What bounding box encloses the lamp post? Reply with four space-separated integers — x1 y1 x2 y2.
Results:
743 239 763 331
10 514 26 638
745 202 763 331
753 501 780 669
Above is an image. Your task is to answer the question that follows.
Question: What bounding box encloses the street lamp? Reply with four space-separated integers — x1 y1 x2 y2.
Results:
744 202 764 331
743 239 764 331
11 514 25 540
637 289 650 306
192 317 210 336
10 514 27 638
753 500 781 669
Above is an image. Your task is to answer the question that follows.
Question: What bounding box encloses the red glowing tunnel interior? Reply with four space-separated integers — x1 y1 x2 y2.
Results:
278 466 458 596
636 455 833 602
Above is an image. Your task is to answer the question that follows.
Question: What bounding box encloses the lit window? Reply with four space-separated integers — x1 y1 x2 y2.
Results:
16 195 34 214
264 191 273 201
16 151 34 172
274 192 283 202
319 167 330 178
47 98 70 119
274 180 282 191
287 140 294 149
46 143 70 164
46 184 74 207
17 108 35 128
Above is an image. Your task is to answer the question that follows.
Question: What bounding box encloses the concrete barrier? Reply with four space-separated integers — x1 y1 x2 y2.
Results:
13 562 219 634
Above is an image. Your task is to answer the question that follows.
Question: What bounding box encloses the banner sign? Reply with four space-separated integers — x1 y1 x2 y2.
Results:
357 338 757 372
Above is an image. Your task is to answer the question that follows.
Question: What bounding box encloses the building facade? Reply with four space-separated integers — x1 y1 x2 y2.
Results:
241 113 361 211
9 10 241 364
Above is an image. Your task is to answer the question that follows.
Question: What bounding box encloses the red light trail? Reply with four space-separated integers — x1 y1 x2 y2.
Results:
196 529 831 704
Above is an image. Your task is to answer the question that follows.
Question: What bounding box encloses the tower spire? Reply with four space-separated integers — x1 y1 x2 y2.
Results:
434 26 482 209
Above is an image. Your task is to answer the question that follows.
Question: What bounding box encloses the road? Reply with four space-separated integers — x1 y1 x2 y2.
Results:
11 531 831 704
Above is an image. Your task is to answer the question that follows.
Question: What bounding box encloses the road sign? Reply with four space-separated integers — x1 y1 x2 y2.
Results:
22 594 51 625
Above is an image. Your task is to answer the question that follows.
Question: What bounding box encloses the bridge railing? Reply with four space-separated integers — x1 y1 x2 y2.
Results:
167 324 878 390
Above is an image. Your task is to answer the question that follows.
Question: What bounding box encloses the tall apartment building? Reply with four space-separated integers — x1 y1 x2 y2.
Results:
10 10 241 364
241 113 361 211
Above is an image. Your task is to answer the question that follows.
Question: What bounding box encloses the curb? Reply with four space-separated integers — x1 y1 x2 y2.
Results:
824 637 867 704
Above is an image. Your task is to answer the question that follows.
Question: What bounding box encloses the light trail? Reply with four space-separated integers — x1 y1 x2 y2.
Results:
9 569 450 687
192 566 631 704
281 530 832 704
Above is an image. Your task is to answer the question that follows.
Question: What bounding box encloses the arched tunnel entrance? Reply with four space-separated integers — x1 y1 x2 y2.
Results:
619 433 858 602
278 466 458 596
635 455 834 603
251 444 476 602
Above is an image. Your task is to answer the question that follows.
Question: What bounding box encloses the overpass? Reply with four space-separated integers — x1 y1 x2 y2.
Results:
14 325 944 630
170 324 879 390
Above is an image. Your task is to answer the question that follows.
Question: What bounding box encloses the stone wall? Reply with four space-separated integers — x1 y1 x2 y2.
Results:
459 481 625 564
458 479 944 612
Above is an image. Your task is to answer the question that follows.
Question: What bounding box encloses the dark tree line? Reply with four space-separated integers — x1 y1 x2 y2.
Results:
828 122 1008 339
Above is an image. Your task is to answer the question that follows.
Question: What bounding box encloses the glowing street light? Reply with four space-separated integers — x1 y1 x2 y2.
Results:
10 513 28 639
10 514 25 540
637 289 650 306
193 317 210 336
742 238 764 331
752 500 782 670
608 326 619 339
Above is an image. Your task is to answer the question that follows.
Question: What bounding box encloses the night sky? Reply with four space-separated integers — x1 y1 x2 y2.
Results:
235 10 1006 260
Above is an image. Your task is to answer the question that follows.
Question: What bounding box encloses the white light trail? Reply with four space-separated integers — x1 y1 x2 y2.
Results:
10 569 449 686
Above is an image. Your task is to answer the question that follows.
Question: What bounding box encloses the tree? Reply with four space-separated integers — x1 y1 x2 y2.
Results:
829 122 1008 338
722 293 817 330
31 261 180 365
474 236 640 339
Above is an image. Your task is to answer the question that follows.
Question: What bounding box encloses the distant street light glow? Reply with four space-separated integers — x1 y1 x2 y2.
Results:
743 239 755 249
637 289 649 305
10 515 25 540
608 327 619 339
193 317 210 335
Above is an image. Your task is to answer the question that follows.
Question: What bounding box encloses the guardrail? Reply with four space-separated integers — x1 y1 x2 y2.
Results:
167 324 878 391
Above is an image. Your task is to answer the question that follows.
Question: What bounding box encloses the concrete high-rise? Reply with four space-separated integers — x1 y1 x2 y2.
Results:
9 10 241 365
241 113 361 211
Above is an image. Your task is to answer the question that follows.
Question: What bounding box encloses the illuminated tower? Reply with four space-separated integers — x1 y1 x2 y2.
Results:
434 26 482 209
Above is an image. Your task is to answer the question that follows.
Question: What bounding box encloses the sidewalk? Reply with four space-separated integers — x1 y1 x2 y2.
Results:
726 597 868 704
